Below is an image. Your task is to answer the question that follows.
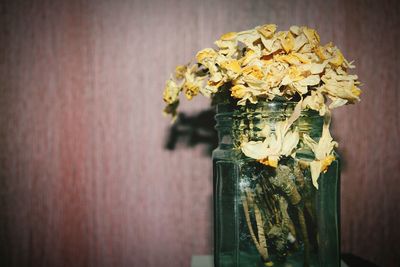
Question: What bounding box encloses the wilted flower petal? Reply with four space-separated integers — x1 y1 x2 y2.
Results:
281 130 299 156
242 141 270 160
278 31 294 53
302 27 320 47
220 59 242 79
289 25 300 36
303 90 327 115
196 48 218 65
215 32 238 56
237 29 261 49
256 24 277 39
293 33 308 52
231 84 248 99
328 97 348 109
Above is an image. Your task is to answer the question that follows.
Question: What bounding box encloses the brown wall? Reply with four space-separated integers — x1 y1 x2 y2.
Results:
0 0 399 266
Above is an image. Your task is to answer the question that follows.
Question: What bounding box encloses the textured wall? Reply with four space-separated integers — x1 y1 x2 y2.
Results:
0 0 399 266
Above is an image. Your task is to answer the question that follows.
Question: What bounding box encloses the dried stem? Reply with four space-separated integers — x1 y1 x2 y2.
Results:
241 191 269 261
279 196 297 244
249 189 268 254
273 165 311 265
294 161 305 189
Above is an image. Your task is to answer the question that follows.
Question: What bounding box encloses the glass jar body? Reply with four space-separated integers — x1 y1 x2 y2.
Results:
212 103 340 267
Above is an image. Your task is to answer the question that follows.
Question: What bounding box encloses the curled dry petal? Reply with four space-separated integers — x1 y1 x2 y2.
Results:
237 30 261 49
241 140 270 160
293 33 308 52
302 27 320 47
201 84 219 97
215 32 238 56
231 84 248 99
256 24 277 38
196 48 218 64
289 25 300 36
303 90 327 115
220 32 237 40
281 130 299 156
220 59 242 79
278 31 294 53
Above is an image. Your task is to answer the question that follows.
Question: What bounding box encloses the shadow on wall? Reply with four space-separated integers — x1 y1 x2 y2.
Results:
164 109 218 156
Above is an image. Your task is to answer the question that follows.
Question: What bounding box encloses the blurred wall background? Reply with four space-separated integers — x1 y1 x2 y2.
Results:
0 0 399 266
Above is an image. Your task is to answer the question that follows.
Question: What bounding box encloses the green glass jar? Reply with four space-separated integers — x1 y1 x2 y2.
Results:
212 101 340 267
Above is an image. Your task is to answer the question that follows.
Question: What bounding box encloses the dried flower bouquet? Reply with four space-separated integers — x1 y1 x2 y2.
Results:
163 24 361 266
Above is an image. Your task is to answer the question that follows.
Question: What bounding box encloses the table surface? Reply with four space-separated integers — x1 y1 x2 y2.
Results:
191 255 349 267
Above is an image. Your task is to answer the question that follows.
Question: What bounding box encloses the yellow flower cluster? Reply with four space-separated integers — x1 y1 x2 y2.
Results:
163 24 360 117
162 24 361 188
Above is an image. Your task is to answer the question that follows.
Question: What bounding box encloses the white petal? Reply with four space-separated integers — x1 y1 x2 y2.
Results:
285 100 302 132
281 130 299 156
260 124 271 138
299 75 320 86
329 97 348 109
310 161 322 189
241 141 269 160
303 134 318 152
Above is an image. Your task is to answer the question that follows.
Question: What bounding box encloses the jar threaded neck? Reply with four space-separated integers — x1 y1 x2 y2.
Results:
215 102 324 147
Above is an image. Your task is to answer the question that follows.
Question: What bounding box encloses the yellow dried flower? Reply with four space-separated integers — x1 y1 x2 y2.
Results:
302 27 320 47
215 32 238 56
303 90 327 115
329 48 344 67
220 59 241 74
220 32 237 40
257 24 277 38
241 49 258 66
163 79 180 104
315 44 330 60
175 65 187 80
242 65 264 80
237 29 261 49
183 81 200 100
293 33 308 52
321 69 361 103
292 52 311 64
196 48 218 64
279 31 294 53
231 84 247 99
289 25 301 36
282 66 304 83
